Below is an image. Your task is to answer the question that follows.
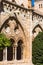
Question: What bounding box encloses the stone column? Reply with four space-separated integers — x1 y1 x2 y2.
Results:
15 47 17 60
14 43 17 60
29 12 33 65
3 47 7 61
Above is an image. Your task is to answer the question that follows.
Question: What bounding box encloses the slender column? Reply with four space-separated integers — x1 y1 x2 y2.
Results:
6 47 7 61
3 47 7 61
14 43 17 60
30 12 33 65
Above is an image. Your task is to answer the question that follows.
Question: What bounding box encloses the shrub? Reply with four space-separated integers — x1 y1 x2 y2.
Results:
0 33 11 50
32 32 43 64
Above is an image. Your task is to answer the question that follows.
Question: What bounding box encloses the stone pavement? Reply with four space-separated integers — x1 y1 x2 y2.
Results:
0 61 34 65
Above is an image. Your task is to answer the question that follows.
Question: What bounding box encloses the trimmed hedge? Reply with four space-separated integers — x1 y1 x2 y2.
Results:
34 63 43 65
32 32 43 64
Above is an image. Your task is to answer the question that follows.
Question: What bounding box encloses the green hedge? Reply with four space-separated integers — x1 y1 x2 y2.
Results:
34 63 43 65
32 32 43 64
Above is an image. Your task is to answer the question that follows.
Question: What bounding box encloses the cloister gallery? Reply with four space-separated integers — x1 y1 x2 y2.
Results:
0 0 43 65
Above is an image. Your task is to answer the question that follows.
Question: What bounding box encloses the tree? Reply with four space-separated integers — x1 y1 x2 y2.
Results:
0 33 11 50
32 32 43 64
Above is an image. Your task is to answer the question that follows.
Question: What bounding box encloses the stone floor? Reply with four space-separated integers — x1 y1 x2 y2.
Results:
0 61 34 65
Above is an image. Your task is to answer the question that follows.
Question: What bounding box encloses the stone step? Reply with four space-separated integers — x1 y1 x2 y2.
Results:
0 63 33 65
0 61 34 65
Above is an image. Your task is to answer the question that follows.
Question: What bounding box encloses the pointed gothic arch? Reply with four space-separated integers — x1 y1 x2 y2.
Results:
0 16 25 36
32 24 43 40
32 24 43 34
0 15 26 61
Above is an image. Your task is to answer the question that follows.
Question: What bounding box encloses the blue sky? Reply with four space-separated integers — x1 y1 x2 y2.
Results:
31 0 35 7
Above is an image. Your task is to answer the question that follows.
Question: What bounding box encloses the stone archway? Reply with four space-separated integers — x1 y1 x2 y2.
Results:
0 16 24 35
32 24 43 64
32 24 43 40
0 15 26 61
0 50 3 61
32 24 43 34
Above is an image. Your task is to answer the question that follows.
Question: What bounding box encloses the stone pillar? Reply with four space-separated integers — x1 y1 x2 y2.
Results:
29 12 33 65
14 43 17 60
15 47 17 60
3 47 7 61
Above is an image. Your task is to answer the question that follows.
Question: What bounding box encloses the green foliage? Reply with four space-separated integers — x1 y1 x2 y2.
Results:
32 32 43 64
0 33 11 50
34 63 43 65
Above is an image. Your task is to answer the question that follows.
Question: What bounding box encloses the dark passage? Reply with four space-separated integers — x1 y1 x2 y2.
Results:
7 46 13 61
17 46 21 60
17 40 23 60
0 50 3 61
7 38 15 61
